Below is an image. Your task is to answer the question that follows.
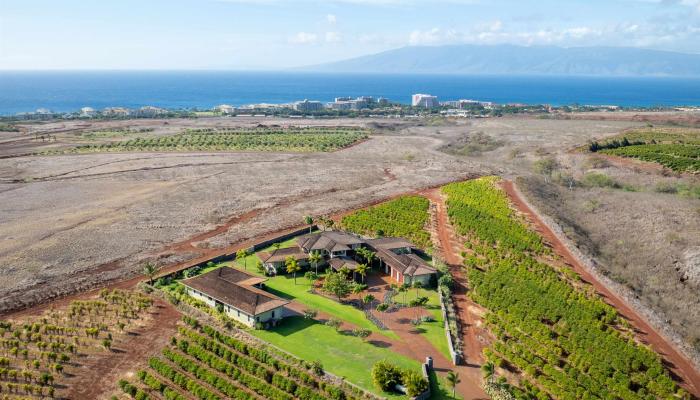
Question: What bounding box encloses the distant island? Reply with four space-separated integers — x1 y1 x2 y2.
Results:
302 44 700 77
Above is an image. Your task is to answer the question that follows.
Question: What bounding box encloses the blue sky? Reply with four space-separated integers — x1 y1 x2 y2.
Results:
1 0 699 69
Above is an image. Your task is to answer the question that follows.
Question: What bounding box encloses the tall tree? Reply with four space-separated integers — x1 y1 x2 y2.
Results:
446 371 461 398
412 281 423 299
304 215 314 233
362 294 375 310
236 248 250 270
142 262 157 285
364 250 376 268
356 263 368 284
309 251 323 275
481 362 495 383
322 271 351 301
285 256 301 284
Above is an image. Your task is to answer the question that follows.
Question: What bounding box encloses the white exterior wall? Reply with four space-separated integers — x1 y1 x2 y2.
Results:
186 287 285 328
405 273 433 287
187 288 216 307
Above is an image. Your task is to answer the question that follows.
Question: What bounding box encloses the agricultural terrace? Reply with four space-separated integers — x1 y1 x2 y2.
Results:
117 316 375 400
340 195 431 249
589 128 700 172
0 290 155 399
59 127 370 154
442 177 688 400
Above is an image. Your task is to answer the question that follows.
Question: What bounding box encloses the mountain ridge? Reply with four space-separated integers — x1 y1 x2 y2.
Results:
300 45 700 77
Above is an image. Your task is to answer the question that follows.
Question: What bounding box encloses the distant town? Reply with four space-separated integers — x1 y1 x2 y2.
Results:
5 93 697 121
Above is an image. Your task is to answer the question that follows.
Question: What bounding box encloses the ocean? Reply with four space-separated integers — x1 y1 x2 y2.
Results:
1 71 700 115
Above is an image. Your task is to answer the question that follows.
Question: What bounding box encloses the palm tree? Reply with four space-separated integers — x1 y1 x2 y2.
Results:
304 215 314 233
412 281 423 299
446 371 461 398
309 251 323 275
339 266 351 280
362 294 375 310
286 256 301 284
142 262 157 285
364 250 376 269
356 263 368 284
236 248 250 270
482 362 495 383
399 283 409 304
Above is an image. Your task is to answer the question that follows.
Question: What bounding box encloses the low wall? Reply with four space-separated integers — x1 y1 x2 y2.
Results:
412 359 432 400
157 225 317 281
438 282 463 365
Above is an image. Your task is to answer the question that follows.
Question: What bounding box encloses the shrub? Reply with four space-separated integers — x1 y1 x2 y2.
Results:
401 370 428 397
580 172 619 188
371 361 401 392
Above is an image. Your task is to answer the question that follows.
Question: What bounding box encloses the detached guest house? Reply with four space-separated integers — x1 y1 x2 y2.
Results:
182 267 288 328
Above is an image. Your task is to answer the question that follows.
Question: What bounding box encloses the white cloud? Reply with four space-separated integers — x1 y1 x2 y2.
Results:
327 14 337 24
408 28 459 45
288 32 318 44
325 31 341 43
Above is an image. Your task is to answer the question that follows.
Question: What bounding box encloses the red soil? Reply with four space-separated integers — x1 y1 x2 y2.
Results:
501 180 700 398
421 188 490 399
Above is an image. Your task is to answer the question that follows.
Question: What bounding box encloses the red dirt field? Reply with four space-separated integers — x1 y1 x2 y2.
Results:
64 297 181 400
501 180 700 398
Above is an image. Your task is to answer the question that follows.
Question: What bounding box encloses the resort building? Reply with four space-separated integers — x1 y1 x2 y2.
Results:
182 267 289 328
215 104 236 114
136 106 167 117
293 99 324 112
103 107 131 117
80 107 96 117
412 94 439 108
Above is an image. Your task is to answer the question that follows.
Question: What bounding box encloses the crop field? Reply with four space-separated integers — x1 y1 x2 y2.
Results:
117 316 374 400
60 127 370 153
442 177 687 400
601 144 700 172
0 290 154 399
340 195 431 249
591 128 700 172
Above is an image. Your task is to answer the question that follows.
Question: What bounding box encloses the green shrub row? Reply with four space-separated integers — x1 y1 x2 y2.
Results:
444 177 685 400
341 195 431 248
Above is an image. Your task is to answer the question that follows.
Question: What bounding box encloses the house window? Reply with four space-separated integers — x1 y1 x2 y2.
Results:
271 310 275 318
237 310 240 317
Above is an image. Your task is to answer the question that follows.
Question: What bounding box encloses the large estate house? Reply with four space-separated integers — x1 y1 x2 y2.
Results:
182 267 289 328
262 230 437 285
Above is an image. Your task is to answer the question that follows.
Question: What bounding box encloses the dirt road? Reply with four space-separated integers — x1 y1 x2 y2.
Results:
502 180 700 397
422 188 489 399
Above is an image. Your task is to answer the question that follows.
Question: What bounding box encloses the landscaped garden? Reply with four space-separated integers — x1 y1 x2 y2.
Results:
253 316 419 399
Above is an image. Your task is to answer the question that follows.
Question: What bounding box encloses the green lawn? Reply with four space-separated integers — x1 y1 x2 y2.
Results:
224 260 400 340
252 316 417 399
393 288 451 360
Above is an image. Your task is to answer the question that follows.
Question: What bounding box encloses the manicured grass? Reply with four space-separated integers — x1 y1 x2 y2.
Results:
224 259 400 340
252 316 417 399
429 369 463 400
394 288 451 360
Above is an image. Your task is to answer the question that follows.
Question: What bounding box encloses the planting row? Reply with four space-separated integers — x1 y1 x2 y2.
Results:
443 178 687 400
